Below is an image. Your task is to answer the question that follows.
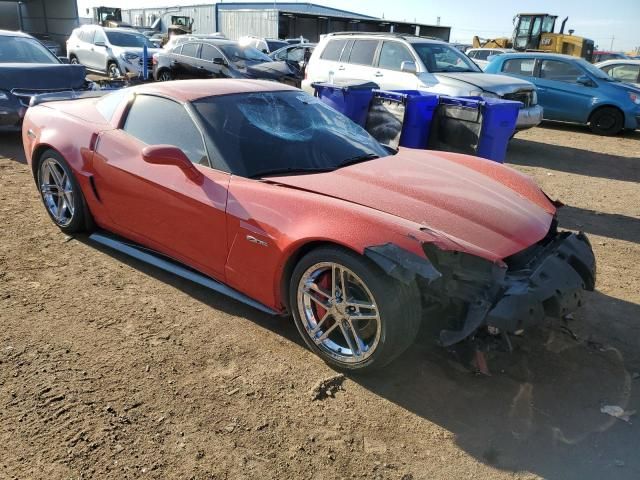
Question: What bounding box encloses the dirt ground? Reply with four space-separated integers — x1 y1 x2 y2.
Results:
1 123 639 480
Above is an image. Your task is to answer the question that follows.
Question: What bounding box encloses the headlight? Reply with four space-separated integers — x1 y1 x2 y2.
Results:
480 92 499 99
0 91 9 101
531 90 538 105
120 52 139 63
629 92 640 105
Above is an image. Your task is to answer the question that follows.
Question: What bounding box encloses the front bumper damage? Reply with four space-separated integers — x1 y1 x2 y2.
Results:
365 227 596 347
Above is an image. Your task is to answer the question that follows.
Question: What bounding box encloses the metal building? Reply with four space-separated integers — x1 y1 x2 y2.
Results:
120 2 451 42
0 0 79 47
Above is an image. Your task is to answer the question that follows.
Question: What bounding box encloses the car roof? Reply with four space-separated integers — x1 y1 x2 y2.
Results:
132 79 298 102
0 29 33 38
595 59 640 66
325 32 446 45
495 52 582 61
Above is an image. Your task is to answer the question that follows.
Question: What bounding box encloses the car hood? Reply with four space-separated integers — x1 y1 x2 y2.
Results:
268 149 556 261
435 72 535 95
0 63 87 90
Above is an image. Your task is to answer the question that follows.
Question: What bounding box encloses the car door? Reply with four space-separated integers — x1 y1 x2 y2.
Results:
91 94 230 279
374 40 422 90
199 43 226 78
535 59 595 122
341 39 380 84
174 42 201 78
87 28 108 71
75 28 94 66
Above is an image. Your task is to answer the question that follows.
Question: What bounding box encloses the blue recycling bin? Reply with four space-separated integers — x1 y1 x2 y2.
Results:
429 96 521 163
473 97 521 163
372 90 439 148
311 80 378 127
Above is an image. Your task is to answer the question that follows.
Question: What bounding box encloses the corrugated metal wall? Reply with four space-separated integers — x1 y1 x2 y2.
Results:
219 9 279 40
121 5 216 34
17 0 79 47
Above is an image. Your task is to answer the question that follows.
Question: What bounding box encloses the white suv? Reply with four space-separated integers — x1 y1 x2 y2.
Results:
303 33 542 130
67 25 161 78
466 48 516 70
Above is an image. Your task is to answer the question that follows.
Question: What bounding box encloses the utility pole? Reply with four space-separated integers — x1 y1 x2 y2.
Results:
610 35 615 50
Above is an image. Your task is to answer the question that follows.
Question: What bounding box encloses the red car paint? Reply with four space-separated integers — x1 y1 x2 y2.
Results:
22 79 556 312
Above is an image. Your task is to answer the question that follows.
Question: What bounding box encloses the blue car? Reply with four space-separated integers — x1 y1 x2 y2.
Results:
485 52 640 135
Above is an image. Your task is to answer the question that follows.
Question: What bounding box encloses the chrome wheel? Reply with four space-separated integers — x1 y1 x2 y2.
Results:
159 70 172 81
297 262 381 364
108 63 122 78
39 157 75 227
70 57 79 64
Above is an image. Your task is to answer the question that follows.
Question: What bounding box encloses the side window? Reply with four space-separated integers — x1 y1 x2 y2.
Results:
378 41 414 70
200 43 222 61
540 60 583 83
475 50 490 61
606 64 640 83
80 29 94 43
171 45 182 54
320 39 347 61
467 51 477 59
93 29 106 45
181 42 199 58
502 58 535 76
123 96 208 166
348 40 379 66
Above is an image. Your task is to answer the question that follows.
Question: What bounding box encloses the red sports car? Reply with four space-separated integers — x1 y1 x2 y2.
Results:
22 79 595 372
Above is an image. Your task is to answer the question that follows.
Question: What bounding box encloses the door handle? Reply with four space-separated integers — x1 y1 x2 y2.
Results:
197 66 205 69
337 65 345 71
537 87 546 91
374 71 383 77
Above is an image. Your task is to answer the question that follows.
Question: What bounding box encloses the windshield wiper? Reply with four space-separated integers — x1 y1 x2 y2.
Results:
337 153 380 168
250 167 333 178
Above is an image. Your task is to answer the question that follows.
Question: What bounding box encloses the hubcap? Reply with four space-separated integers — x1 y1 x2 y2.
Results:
297 262 381 364
160 71 171 81
597 114 615 130
39 158 75 227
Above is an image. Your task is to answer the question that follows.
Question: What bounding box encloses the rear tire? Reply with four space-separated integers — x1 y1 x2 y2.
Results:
589 107 624 136
36 149 92 234
69 55 79 64
289 246 422 373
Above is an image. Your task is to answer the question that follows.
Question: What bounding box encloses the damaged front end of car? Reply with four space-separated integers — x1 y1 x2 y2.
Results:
365 220 596 353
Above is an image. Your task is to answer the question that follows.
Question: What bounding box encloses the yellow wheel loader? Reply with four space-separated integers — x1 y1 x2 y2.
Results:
473 14 594 61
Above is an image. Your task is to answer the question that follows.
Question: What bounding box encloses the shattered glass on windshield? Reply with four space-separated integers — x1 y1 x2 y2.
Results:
192 91 387 177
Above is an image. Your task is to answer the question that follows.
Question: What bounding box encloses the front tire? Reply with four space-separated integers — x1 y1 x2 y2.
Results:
36 150 91 234
69 55 79 64
107 61 122 78
589 107 624 136
289 246 422 373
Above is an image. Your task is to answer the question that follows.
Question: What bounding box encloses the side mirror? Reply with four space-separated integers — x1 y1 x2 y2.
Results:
576 75 594 87
142 145 203 183
213 57 226 65
58 56 70 64
400 61 417 74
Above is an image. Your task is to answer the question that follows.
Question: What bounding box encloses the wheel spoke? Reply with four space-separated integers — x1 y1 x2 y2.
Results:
347 319 367 356
346 299 377 310
40 183 58 195
48 163 64 188
339 321 365 358
303 282 332 309
56 194 66 220
310 310 331 335
348 312 378 321
314 320 340 345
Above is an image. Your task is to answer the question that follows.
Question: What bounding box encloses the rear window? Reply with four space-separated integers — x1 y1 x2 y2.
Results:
96 88 129 121
181 42 199 58
348 40 379 66
320 39 347 61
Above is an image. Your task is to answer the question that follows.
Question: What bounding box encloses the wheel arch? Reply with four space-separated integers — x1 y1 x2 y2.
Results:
30 143 59 181
588 103 625 124
278 239 360 313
